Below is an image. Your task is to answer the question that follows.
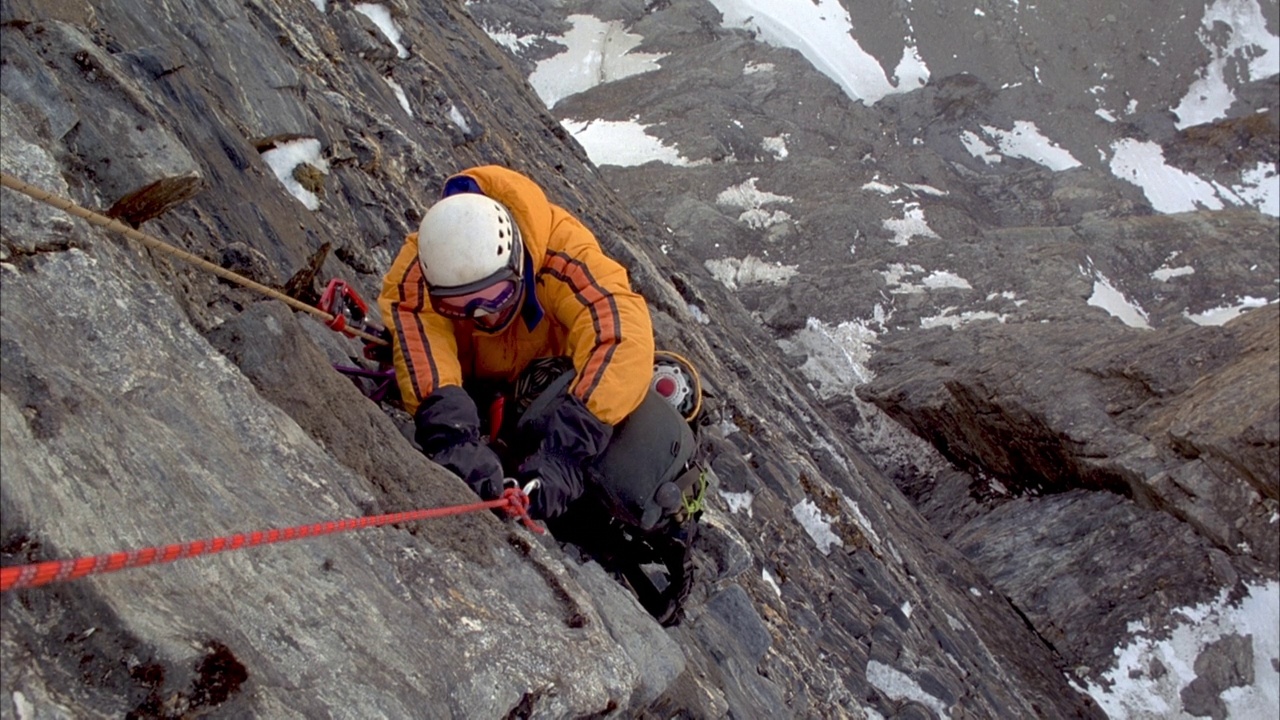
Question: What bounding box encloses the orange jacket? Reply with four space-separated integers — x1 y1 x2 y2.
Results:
378 166 655 426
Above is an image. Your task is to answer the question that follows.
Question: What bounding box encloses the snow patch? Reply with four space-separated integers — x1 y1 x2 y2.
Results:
979 121 1082 170
1234 161 1280 217
840 493 883 547
716 178 794 229
904 183 949 196
737 208 793 229
919 309 1007 330
1087 271 1151 329
719 489 755 517
1080 581 1280 720
447 104 470 134
705 256 799 290
481 24 539 52
383 77 412 116
1109 139 1225 214
354 4 408 59
761 134 790 159
961 130 1002 164
687 303 711 325
882 264 969 294
716 177 794 209
1183 296 1272 325
777 315 881 395
1172 0 1280 129
708 0 929 105
762 568 783 597
561 118 702 167
883 203 940 246
1152 265 1196 282
260 138 329 211
528 14 666 109
922 271 972 290
792 499 842 555
867 661 951 718
862 180 898 194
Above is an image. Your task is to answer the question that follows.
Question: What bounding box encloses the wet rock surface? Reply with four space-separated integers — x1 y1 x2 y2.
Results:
1 0 1276 718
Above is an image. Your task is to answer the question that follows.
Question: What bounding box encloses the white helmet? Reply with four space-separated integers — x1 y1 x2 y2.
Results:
416 193 522 288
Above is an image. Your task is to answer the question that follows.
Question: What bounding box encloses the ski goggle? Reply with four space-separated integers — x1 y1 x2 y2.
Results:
428 267 521 321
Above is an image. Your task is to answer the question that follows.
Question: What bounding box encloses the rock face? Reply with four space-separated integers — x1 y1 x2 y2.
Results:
0 2 1275 720
860 302 1280 567
466 0 1280 716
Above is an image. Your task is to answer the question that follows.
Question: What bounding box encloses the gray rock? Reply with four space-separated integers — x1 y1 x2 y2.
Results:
0 84 666 720
1180 633 1255 720
3 21 205 225
950 490 1252 678
0 96 82 260
563 559 686 709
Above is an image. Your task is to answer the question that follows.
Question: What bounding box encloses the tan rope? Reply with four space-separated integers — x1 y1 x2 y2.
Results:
0 171 388 346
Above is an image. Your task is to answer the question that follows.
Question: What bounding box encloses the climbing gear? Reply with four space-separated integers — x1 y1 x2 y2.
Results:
332 362 399 406
589 387 701 531
668 461 708 523
317 278 376 336
500 479 541 519
545 502 699 627
417 193 523 290
0 491 542 592
417 193 525 332
652 351 703 423
0 172 388 349
312 278 402 405
505 355 705 530
512 357 575 419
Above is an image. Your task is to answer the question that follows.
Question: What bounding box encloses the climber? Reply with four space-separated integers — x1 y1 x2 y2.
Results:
378 165 704 624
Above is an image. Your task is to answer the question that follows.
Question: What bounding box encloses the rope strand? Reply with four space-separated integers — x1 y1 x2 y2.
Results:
1 495 542 592
0 172 387 346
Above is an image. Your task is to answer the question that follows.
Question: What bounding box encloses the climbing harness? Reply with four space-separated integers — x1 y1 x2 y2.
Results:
0 488 541 593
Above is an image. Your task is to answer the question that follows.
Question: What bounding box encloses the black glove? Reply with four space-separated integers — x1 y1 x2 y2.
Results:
516 392 612 519
415 386 505 500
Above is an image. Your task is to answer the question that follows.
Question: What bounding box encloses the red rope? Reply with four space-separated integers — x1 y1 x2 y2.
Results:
1 494 542 592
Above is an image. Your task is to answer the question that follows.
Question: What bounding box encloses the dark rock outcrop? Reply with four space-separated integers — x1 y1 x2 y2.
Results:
859 303 1280 571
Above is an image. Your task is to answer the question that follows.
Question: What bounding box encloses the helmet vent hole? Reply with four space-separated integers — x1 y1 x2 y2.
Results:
497 245 504 255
